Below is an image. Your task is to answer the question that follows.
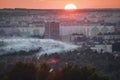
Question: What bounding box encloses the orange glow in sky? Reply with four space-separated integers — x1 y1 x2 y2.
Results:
0 0 120 9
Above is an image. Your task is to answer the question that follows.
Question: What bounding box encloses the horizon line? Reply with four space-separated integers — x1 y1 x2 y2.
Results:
0 8 120 10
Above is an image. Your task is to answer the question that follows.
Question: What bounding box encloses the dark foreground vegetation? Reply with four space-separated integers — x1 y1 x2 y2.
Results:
0 49 120 80
39 49 120 80
0 61 108 80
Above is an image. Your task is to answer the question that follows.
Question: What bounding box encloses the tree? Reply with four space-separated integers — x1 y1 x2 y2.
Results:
36 61 51 80
7 62 37 80
3 61 108 80
57 65 108 80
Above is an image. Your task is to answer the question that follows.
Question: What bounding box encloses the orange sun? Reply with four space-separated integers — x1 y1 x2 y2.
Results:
64 3 77 10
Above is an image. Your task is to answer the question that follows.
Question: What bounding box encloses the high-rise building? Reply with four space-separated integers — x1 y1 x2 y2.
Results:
45 22 60 40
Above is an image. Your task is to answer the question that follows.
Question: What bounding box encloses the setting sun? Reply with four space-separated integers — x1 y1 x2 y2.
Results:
64 3 77 10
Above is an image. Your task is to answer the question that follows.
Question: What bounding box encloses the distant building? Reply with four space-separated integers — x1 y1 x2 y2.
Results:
112 42 120 52
97 32 120 42
0 20 45 37
60 23 115 42
91 45 112 53
71 33 86 45
45 22 60 40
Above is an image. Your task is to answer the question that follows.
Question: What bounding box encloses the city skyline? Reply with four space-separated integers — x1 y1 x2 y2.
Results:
0 0 120 9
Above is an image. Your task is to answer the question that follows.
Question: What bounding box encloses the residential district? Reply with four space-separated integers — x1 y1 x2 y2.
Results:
0 9 120 53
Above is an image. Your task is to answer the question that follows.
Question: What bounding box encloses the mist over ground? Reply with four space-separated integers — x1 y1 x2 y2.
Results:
0 38 78 56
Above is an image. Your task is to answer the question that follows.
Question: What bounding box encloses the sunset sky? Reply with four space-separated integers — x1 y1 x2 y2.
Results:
0 0 120 9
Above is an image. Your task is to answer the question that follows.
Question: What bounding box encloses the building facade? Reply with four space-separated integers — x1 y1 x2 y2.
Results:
45 22 60 40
